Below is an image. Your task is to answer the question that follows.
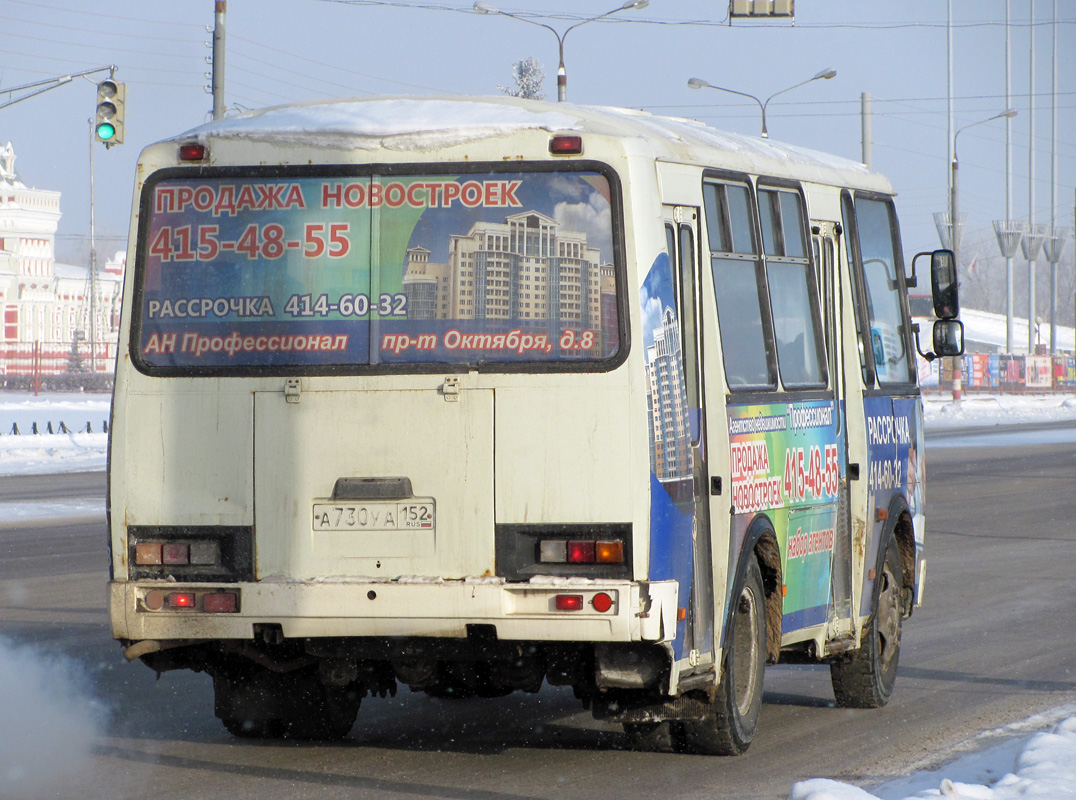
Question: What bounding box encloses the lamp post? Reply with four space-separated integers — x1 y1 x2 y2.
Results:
940 108 1017 400
949 109 1018 265
686 69 836 139
474 1 648 102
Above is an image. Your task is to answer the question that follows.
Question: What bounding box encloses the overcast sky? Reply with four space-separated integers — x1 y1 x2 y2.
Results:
1 0 1073 267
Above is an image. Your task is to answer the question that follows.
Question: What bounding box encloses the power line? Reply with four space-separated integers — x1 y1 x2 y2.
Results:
229 34 445 94
311 0 1076 30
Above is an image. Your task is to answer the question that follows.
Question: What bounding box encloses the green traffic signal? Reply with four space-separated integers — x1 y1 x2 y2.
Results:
94 79 125 145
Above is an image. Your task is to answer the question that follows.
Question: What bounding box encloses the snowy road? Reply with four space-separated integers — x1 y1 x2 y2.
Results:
2 435 1076 799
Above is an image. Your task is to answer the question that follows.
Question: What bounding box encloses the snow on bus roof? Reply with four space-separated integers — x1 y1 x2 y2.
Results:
179 95 882 188
182 96 581 151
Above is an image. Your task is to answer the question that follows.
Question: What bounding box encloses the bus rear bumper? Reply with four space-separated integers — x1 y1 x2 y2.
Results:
109 578 680 644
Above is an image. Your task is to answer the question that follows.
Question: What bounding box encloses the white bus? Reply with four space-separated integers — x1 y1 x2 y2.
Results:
108 96 962 753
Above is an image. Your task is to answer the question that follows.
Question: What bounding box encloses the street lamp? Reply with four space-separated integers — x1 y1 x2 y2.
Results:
474 1 648 102
942 107 1017 398
686 68 836 139
949 109 1018 266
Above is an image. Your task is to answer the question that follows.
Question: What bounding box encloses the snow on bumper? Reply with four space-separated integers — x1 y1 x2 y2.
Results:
110 578 680 643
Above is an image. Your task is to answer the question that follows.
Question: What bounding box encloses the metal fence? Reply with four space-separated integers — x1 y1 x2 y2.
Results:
0 341 116 393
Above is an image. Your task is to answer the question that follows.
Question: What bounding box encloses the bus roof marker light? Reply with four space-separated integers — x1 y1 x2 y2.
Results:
179 143 207 161
549 135 583 155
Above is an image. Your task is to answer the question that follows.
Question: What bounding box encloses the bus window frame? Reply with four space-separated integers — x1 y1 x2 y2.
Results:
841 189 917 391
755 178 829 391
128 160 631 378
701 169 778 393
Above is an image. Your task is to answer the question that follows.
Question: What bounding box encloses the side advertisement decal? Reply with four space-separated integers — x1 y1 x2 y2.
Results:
641 252 694 658
862 396 922 611
728 400 843 632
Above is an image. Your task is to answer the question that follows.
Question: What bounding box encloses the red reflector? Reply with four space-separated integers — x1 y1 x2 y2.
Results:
162 543 190 565
203 592 238 613
549 135 583 155
592 592 613 613
166 592 196 609
555 594 584 611
566 540 596 563
179 143 206 161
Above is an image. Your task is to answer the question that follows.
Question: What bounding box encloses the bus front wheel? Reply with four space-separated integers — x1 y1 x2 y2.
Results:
681 555 767 756
830 533 903 708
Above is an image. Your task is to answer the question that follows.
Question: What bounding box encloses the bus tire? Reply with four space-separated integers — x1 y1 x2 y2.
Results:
278 676 361 741
830 533 902 709
221 716 284 739
681 555 766 756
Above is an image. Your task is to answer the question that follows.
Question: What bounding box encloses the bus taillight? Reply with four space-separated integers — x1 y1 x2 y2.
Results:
166 592 196 609
555 595 584 611
203 592 239 613
566 540 596 564
595 541 624 564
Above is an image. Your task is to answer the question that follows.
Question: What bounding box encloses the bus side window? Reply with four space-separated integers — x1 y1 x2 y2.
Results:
758 188 826 389
853 197 914 385
703 181 775 390
841 193 875 386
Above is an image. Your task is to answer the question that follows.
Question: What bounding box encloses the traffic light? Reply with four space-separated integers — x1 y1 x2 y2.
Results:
94 79 125 146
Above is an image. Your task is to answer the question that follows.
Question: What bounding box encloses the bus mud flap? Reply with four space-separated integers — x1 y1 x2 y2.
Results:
592 691 712 724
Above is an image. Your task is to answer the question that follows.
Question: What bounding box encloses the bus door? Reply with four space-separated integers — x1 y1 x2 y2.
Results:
663 206 715 673
812 220 856 641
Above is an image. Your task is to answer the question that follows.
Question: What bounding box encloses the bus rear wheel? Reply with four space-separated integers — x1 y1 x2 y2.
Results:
830 533 903 708
215 667 361 741
681 555 766 756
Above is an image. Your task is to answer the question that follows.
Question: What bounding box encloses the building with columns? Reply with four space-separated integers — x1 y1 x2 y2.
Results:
0 141 123 378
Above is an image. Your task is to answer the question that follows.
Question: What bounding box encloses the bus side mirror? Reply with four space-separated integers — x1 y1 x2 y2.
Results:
932 319 964 357
930 249 958 319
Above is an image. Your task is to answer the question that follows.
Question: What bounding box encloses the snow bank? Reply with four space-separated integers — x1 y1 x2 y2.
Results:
791 716 1076 800
0 431 107 476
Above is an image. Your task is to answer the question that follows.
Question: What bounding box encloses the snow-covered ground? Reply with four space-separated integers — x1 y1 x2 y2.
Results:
2 390 1076 797
4 390 1076 478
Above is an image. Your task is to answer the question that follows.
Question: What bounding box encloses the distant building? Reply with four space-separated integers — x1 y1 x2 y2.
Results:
0 142 122 377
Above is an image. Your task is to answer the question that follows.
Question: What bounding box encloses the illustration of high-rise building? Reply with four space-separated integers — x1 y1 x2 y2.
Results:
401 210 615 352
645 306 691 483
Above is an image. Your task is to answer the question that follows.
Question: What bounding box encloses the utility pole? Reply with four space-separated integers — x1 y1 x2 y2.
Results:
1049 0 1057 354
212 1 227 120
861 92 872 169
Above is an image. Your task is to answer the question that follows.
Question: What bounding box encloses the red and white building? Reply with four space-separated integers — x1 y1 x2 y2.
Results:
0 141 123 377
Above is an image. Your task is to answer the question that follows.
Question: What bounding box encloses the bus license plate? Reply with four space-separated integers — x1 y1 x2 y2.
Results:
312 501 435 531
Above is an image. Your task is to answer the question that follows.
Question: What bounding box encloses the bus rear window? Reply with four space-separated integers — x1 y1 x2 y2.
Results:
133 167 621 373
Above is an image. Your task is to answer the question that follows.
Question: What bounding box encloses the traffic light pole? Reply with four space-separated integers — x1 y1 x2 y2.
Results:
0 66 115 110
88 119 98 372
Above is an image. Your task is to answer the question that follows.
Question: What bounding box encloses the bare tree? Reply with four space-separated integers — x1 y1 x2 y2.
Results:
499 57 546 101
